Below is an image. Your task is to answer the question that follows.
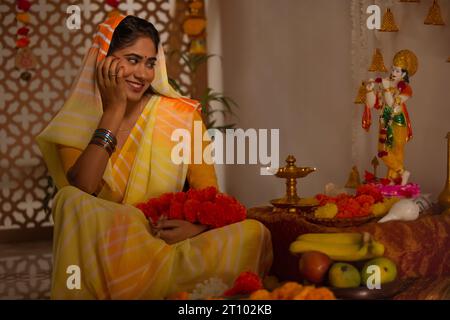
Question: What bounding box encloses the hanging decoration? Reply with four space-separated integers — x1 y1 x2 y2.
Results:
354 82 367 104
424 0 445 26
15 0 37 82
182 0 207 55
106 0 121 17
379 8 399 32
350 0 371 179
368 48 388 73
345 166 362 189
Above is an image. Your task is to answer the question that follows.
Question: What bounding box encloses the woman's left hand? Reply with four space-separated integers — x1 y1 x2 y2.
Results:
155 220 208 244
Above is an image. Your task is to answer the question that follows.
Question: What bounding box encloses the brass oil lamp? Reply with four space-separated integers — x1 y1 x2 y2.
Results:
270 155 316 213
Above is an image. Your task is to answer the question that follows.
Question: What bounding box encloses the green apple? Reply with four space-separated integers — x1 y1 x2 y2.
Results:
328 263 361 288
361 257 397 286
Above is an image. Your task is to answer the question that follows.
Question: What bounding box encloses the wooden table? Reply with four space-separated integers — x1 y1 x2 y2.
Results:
248 206 450 283
393 277 450 300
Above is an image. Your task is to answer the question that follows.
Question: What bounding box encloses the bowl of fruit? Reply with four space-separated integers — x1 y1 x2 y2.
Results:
290 232 410 299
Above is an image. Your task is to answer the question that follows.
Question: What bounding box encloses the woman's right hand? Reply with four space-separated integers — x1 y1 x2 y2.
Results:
153 219 208 245
96 56 127 117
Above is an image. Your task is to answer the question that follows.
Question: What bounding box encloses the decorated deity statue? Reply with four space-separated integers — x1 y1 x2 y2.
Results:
363 50 418 185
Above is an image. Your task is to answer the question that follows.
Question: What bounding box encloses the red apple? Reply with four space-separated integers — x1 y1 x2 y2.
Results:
298 251 332 284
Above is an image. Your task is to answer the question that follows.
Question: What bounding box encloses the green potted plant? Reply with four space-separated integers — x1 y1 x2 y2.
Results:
168 51 238 131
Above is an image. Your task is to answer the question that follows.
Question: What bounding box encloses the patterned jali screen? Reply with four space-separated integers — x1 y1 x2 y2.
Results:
0 0 205 242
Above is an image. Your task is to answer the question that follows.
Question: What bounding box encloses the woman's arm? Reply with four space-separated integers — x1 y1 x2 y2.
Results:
66 110 123 194
58 146 105 194
155 220 208 245
67 56 127 194
186 110 218 190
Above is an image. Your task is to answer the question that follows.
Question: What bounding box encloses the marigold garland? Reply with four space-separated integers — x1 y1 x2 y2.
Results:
15 0 36 81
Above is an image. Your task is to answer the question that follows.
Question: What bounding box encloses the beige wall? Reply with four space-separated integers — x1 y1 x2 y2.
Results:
213 0 450 208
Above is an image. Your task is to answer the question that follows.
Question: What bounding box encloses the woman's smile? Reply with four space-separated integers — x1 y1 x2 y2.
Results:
126 80 145 93
110 37 157 101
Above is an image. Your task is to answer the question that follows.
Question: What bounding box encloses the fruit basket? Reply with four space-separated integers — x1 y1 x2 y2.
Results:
300 211 380 227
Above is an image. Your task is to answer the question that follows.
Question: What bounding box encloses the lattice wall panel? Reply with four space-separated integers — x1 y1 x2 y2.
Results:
0 253 52 299
0 0 202 240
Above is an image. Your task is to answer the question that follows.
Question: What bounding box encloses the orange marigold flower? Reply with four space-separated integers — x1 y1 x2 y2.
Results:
292 286 315 300
271 282 304 300
167 291 190 300
304 287 336 300
249 289 272 300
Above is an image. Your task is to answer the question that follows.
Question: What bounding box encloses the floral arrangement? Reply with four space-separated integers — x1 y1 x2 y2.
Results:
364 170 396 186
135 186 247 228
167 272 336 300
372 182 420 198
315 184 384 219
313 183 405 219
167 271 263 300
363 170 421 198
188 277 229 300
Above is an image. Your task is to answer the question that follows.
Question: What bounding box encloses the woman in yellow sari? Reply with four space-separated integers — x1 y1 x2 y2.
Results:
36 15 273 299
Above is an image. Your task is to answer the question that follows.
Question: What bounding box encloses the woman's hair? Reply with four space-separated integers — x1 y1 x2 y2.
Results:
107 16 161 95
107 16 160 56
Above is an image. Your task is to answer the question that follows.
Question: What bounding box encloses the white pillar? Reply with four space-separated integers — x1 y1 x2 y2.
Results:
205 0 227 192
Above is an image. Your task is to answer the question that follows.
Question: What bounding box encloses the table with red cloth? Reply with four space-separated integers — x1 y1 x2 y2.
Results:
248 206 450 285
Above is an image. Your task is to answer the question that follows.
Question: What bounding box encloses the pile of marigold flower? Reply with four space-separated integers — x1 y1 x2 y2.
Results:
314 184 384 219
249 282 335 300
135 186 247 228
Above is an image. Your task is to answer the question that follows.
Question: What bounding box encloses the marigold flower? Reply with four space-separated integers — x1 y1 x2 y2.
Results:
136 187 246 228
223 271 263 297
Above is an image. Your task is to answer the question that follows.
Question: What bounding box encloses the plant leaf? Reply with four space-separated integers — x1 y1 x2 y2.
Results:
168 77 185 95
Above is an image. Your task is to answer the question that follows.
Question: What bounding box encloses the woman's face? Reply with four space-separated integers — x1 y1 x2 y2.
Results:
111 37 157 103
390 66 404 82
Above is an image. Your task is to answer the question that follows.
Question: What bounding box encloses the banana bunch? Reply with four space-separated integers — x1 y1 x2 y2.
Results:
289 232 385 261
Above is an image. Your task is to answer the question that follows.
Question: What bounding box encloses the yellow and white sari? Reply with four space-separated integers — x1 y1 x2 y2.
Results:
36 15 273 299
